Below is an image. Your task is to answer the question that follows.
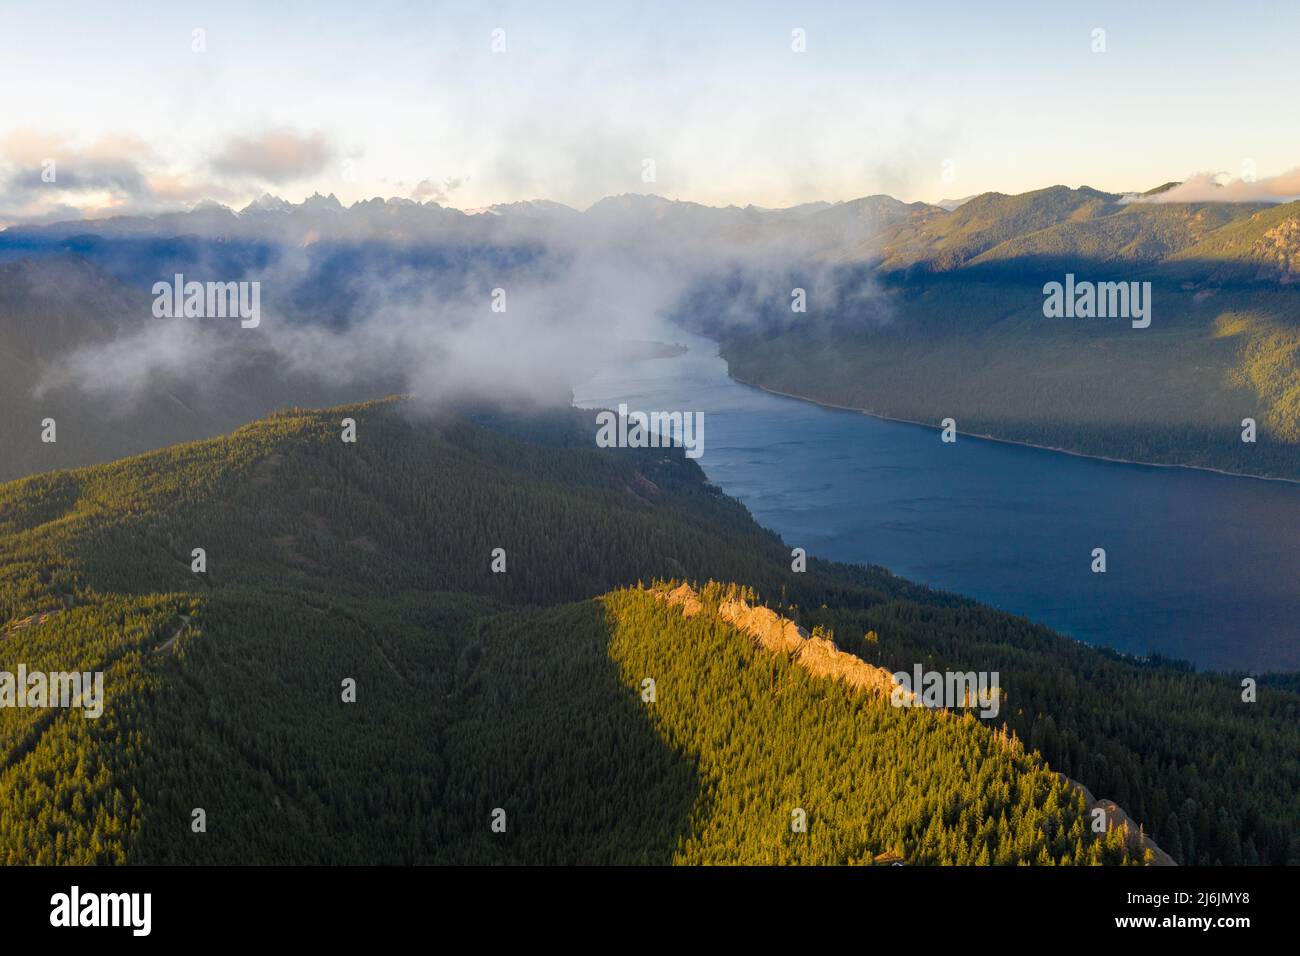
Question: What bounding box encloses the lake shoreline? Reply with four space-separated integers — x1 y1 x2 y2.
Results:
728 372 1300 488
578 332 1300 672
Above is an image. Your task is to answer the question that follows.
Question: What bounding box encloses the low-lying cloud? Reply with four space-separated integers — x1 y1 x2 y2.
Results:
1131 167 1300 204
0 126 342 225
210 128 335 185
33 202 885 419
412 176 468 204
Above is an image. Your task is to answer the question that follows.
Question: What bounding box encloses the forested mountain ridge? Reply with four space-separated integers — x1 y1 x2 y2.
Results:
713 276 1300 480
828 186 1282 275
663 186 1300 480
647 580 1174 865
0 399 1295 864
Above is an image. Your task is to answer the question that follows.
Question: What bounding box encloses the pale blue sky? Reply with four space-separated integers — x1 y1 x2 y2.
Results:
1 0 1297 217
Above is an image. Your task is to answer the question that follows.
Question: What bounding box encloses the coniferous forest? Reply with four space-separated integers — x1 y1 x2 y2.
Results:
0 399 1294 865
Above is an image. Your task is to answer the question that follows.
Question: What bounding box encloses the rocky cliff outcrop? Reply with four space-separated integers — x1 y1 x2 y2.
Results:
652 581 1175 865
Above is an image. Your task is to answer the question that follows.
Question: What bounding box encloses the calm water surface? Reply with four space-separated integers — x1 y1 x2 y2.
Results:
573 329 1300 672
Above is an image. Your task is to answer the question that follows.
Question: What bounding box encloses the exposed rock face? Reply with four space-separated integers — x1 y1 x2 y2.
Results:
716 595 904 699
1259 217 1300 274
660 582 703 618
656 582 905 698
1057 774 1177 866
652 581 1175 866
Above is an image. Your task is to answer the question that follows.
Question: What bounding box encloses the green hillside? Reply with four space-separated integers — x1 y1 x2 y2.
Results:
831 186 1271 273
1 400 1295 864
967 202 1268 268
721 280 1300 479
712 185 1300 480
859 185 1118 272
1169 200 1300 280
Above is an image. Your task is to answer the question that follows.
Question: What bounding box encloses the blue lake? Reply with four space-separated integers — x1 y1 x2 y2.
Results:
574 328 1300 672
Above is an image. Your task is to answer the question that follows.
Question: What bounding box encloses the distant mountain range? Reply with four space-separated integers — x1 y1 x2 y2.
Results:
6 184 1299 283
2 182 1299 482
